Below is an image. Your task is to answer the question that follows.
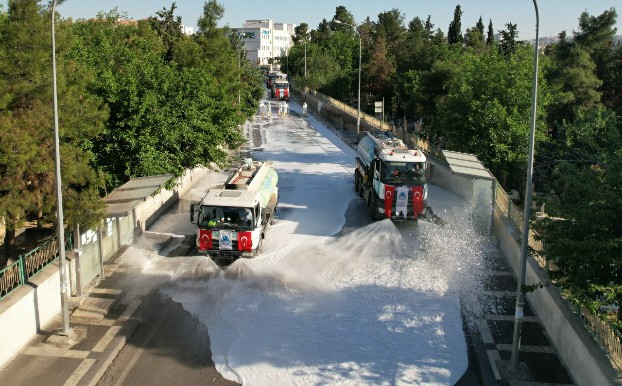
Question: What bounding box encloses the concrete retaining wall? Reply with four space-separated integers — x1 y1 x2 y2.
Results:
493 206 621 385
0 166 209 368
0 263 61 367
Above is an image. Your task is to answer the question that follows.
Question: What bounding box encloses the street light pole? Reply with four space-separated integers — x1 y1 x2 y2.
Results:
510 0 539 372
238 38 243 105
51 0 71 335
304 40 307 100
356 34 361 135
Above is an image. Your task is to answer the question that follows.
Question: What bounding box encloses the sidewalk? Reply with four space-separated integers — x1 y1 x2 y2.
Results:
0 246 148 386
463 249 576 386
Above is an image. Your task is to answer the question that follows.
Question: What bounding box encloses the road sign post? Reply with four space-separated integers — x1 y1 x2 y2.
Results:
374 101 384 130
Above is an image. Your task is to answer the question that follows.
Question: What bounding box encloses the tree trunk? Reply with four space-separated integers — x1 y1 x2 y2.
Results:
3 227 16 249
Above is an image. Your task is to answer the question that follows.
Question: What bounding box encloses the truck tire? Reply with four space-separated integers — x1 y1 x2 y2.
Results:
368 199 378 221
354 172 364 197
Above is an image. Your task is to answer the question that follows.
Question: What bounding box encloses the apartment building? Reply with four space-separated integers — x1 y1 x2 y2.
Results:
237 20 296 70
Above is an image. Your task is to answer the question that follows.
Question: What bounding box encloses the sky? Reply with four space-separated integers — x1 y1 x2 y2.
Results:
32 0 621 40
130 97 491 385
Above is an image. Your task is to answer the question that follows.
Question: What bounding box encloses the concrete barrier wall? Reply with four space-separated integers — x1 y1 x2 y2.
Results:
0 263 61 367
0 166 209 368
493 206 621 385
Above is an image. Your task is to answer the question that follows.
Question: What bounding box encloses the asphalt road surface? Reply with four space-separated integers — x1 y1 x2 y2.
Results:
95 97 482 386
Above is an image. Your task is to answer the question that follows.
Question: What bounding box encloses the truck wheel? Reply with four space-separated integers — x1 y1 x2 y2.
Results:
368 200 378 221
354 172 364 197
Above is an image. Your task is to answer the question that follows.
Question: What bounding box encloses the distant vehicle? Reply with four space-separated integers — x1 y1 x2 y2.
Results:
271 80 290 101
355 131 428 221
259 65 270 76
266 73 279 88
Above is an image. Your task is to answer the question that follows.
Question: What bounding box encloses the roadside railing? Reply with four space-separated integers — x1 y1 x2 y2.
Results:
576 303 622 371
21 237 59 279
0 259 24 299
296 86 445 160
0 235 68 300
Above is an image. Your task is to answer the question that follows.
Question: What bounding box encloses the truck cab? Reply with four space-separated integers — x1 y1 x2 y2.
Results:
271 80 289 101
190 160 278 259
355 131 427 221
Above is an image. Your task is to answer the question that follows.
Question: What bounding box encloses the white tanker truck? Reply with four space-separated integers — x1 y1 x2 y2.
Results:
354 131 428 221
190 159 278 259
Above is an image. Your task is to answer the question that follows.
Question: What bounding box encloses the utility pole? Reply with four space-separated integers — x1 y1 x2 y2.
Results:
510 0 540 373
52 0 71 335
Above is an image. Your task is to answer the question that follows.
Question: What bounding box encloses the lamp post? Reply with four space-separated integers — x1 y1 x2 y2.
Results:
334 20 361 135
510 0 539 373
303 39 307 101
51 0 70 335
238 39 244 105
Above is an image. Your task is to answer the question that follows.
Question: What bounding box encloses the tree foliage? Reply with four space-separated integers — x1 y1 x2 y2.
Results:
0 0 107 249
431 47 550 181
536 107 622 322
69 8 247 189
447 5 463 45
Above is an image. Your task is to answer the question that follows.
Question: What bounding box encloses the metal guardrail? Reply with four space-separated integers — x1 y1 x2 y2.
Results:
22 238 59 280
0 235 67 300
0 259 24 299
576 303 622 370
495 184 546 267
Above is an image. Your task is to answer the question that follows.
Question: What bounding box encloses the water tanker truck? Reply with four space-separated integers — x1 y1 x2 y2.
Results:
354 131 427 221
190 159 278 259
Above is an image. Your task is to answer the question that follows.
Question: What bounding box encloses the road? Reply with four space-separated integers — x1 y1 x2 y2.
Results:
96 96 484 385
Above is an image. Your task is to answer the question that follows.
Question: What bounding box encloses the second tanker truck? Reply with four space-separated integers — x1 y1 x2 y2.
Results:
354 131 428 221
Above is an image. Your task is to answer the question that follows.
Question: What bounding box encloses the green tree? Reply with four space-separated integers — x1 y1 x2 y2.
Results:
537 107 622 323
394 69 424 121
430 47 550 183
476 17 485 37
603 42 622 115
573 8 618 85
148 2 183 63
69 11 245 189
292 23 310 44
486 19 495 47
464 26 485 53
374 9 407 62
329 5 355 30
546 31 602 125
0 0 107 249
447 5 463 45
196 0 224 39
499 23 518 57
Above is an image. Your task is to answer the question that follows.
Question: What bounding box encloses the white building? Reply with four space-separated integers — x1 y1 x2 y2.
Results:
237 20 296 70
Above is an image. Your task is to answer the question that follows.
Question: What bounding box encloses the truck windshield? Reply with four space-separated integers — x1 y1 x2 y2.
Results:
381 161 426 185
198 206 254 230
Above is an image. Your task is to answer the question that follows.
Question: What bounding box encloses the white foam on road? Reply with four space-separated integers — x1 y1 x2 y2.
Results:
144 100 488 385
